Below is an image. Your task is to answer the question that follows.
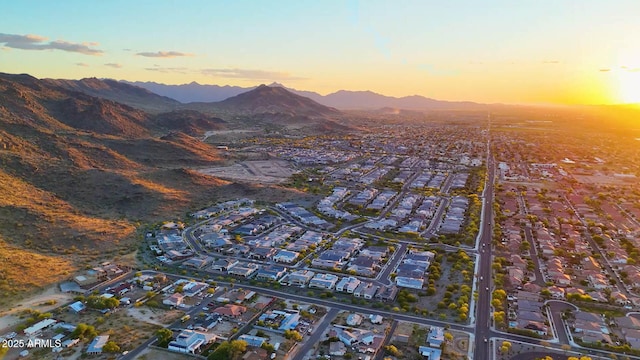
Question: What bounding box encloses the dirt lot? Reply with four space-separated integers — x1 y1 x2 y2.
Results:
210 318 239 340
127 307 184 326
203 129 263 142
53 307 162 353
0 284 75 332
391 321 469 360
415 251 473 323
197 160 295 184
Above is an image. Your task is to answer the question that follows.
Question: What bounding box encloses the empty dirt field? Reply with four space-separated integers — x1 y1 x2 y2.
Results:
197 160 296 184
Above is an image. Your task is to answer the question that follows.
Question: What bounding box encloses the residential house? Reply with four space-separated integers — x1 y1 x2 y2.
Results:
547 286 565 299
238 335 267 348
250 247 278 260
287 270 315 286
86 335 109 355
517 320 548 336
169 330 216 354
375 285 398 302
277 312 300 331
213 304 246 318
273 250 300 264
336 277 361 293
588 273 609 290
110 283 134 297
24 319 57 337
427 326 445 348
336 328 359 346
369 314 383 324
624 329 640 349
231 244 251 256
615 316 640 331
611 291 628 306
228 262 259 278
347 256 379 276
212 258 239 272
309 273 339 290
255 265 287 282
346 313 363 326
418 346 442 360
554 273 572 287
312 250 349 269
68 301 86 314
182 281 208 297
354 282 379 299
184 256 212 269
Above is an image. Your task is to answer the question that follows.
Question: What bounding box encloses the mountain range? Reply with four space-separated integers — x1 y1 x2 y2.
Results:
0 72 310 300
52 77 350 134
124 80 486 111
186 84 340 117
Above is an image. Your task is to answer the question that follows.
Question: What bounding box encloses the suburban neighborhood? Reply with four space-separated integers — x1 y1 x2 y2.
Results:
2 117 640 360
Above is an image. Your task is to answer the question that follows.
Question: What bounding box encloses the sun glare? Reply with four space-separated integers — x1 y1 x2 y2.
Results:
618 71 640 104
613 49 640 104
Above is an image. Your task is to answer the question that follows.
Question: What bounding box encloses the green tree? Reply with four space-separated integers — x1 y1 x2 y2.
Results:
209 340 248 360
384 345 402 357
103 341 120 353
156 328 173 347
492 289 507 300
261 343 275 352
284 330 303 342
501 340 511 351
71 323 98 340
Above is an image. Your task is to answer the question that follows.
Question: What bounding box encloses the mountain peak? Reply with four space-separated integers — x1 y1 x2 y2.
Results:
215 83 339 117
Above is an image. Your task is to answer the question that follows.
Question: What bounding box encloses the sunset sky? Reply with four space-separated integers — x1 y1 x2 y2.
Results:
2 0 640 105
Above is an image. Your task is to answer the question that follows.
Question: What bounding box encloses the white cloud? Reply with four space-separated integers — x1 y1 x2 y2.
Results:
136 51 193 58
0 33 103 55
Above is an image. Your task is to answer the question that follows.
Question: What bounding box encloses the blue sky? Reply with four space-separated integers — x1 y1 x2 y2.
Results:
2 0 640 103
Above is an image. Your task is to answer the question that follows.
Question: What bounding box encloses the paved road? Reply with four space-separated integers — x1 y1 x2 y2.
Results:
547 301 578 346
516 195 547 286
291 308 340 360
135 270 471 332
421 197 449 238
473 151 496 360
522 226 546 286
375 319 398 360
376 242 407 286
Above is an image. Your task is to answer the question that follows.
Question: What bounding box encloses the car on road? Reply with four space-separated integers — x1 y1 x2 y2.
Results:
5 332 17 339
486 287 489 291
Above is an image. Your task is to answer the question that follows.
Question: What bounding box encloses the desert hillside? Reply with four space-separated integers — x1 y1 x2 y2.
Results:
0 73 304 306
